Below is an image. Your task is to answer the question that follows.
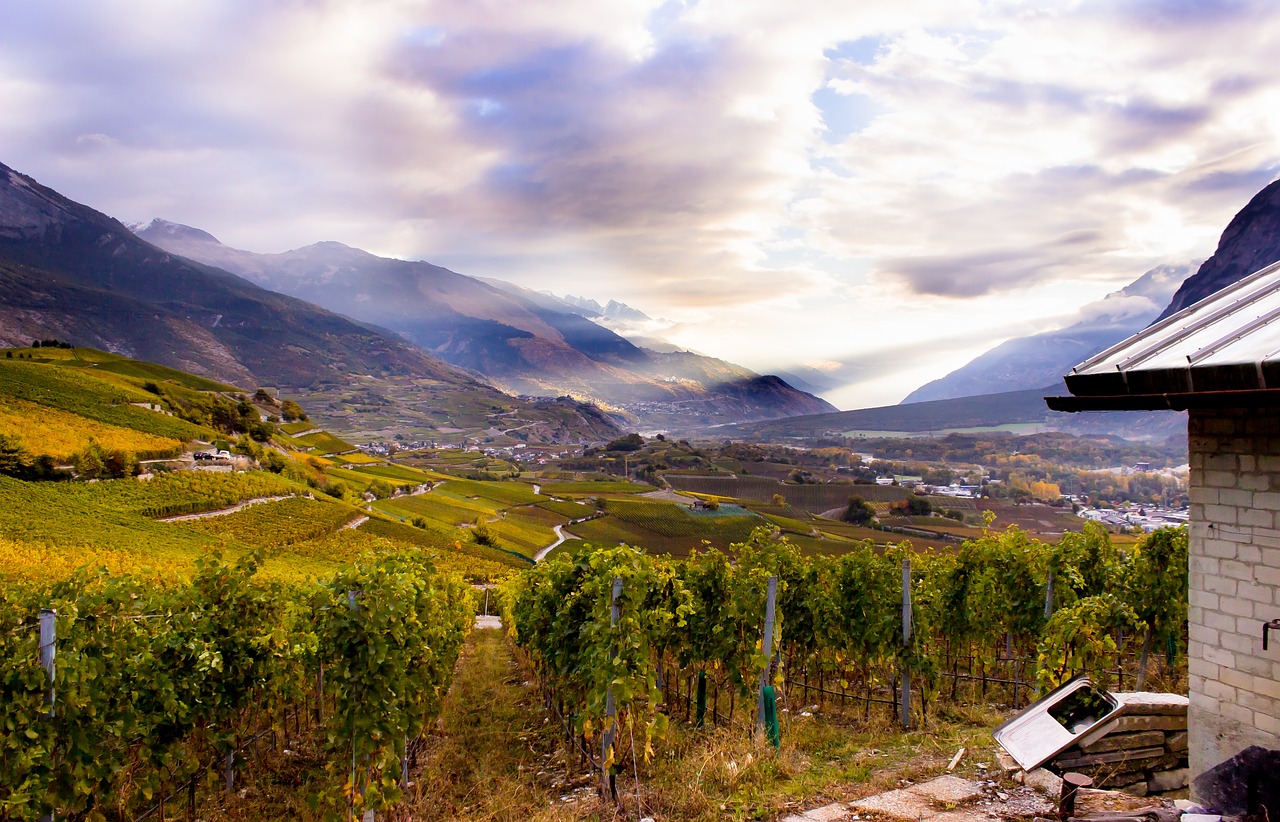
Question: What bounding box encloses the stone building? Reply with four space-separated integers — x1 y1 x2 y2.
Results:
1048 261 1280 815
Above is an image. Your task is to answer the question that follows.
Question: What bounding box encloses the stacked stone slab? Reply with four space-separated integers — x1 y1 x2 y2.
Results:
1050 692 1189 794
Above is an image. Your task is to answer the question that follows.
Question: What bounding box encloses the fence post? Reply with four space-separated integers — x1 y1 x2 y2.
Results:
1045 567 1055 620
901 559 912 731
346 590 362 822
39 608 56 711
39 609 56 822
757 576 778 730
601 577 623 802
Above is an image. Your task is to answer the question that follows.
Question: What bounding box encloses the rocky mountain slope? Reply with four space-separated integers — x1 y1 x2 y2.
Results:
133 219 836 429
903 263 1193 403
0 161 621 444
1156 177 1280 320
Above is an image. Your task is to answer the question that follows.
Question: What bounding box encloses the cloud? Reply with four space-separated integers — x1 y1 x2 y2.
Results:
5 0 1280 407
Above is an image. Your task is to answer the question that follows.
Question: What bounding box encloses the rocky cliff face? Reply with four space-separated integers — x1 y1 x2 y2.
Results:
1156 178 1280 320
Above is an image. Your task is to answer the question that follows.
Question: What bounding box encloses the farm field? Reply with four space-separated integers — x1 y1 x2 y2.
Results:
358 516 529 571
535 498 596 519
665 475 910 510
537 479 652 495
811 519 952 551
370 477 560 558
565 498 762 557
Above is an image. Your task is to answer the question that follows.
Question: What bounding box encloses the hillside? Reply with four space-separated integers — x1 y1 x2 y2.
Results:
0 162 621 445
133 219 836 428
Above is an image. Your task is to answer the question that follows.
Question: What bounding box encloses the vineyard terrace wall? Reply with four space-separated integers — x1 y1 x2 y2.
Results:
1185 407 1280 803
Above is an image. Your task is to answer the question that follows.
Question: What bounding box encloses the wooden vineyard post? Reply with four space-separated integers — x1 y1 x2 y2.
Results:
601 577 622 803
757 576 778 731
346 589 361 822
39 609 55 822
900 559 912 731
1045 567 1055 620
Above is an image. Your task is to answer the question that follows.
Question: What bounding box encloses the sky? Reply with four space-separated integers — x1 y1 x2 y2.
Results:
4 0 1280 409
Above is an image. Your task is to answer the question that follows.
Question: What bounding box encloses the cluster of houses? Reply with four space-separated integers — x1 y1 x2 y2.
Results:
1076 502 1190 532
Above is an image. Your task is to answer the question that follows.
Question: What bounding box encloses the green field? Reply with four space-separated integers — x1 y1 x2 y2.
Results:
536 499 597 520
359 516 530 570
664 475 909 511
570 499 762 557
293 430 357 455
369 478 560 558
19 346 240 393
539 480 652 496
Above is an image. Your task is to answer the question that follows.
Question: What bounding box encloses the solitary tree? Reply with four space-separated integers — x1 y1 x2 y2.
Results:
905 495 932 516
842 495 876 526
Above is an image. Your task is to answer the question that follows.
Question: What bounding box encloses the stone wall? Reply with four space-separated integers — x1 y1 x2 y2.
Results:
1186 407 1280 793
1051 692 1188 794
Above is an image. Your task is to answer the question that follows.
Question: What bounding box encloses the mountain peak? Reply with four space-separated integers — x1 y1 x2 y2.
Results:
130 218 222 245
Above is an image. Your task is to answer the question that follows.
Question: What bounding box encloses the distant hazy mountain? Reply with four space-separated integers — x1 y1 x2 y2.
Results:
719 384 1186 444
481 278 661 339
134 220 836 429
1157 178 1280 320
903 263 1193 404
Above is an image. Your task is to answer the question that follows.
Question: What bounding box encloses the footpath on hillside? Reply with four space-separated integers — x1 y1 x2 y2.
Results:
403 626 594 820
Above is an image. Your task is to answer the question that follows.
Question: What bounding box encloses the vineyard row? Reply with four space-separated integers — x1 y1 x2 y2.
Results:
0 547 473 821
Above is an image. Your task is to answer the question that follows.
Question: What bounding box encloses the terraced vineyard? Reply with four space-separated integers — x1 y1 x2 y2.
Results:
0 358 217 443
182 496 362 547
293 429 357 455
0 395 183 461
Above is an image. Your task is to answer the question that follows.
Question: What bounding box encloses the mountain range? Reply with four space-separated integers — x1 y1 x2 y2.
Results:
0 160 830 444
131 218 835 429
0 161 626 444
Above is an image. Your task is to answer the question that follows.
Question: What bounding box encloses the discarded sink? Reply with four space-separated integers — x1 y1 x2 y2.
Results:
993 675 1122 772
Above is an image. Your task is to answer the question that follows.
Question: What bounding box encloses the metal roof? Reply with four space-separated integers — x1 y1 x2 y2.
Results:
1048 260 1280 411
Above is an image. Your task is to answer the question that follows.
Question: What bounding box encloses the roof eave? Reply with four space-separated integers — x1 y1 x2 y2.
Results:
1046 387 1280 412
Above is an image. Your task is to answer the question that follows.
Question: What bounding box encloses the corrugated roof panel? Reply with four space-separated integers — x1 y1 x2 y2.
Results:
1064 260 1280 398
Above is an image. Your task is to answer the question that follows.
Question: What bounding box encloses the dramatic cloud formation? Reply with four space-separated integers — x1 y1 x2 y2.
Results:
4 0 1280 408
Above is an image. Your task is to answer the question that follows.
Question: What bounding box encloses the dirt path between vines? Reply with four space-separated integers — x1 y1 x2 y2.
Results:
406 628 596 821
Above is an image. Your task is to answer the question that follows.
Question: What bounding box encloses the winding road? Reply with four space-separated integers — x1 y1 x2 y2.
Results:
534 524 576 562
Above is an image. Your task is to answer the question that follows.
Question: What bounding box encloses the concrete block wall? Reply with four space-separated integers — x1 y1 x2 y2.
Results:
1186 407 1280 790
